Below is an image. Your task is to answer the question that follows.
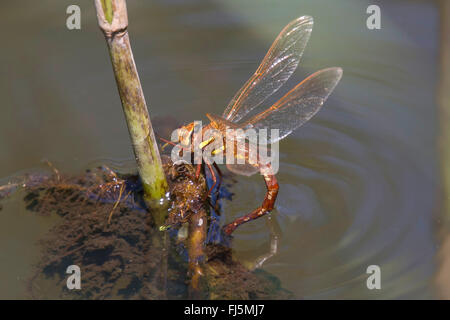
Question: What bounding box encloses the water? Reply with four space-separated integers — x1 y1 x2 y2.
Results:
0 0 442 299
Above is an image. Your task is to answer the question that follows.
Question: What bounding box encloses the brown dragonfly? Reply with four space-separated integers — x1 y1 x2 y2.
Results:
167 16 342 235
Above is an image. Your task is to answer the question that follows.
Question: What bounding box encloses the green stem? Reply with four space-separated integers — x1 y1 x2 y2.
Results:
94 0 168 225
100 0 113 23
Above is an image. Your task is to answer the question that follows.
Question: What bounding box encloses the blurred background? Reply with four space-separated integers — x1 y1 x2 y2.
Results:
0 0 448 299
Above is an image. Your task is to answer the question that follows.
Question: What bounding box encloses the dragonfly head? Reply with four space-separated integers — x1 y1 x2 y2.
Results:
177 122 195 146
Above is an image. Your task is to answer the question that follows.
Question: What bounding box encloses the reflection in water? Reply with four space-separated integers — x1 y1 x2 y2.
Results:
0 0 443 299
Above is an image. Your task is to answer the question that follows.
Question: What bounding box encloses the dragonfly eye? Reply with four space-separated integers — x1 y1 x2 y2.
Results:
178 123 194 146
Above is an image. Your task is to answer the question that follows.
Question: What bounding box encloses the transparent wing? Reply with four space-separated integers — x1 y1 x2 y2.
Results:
223 16 314 123
245 67 343 144
204 114 260 176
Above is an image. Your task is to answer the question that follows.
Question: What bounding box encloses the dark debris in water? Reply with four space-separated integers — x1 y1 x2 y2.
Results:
11 160 292 300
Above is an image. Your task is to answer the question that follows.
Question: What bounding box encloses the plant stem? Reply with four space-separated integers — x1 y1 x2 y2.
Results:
94 0 168 225
100 0 113 23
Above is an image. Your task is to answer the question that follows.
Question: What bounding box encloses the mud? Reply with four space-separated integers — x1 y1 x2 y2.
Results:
6 160 292 299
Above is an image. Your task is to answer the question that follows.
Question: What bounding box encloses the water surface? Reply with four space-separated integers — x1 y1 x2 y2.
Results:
0 0 441 299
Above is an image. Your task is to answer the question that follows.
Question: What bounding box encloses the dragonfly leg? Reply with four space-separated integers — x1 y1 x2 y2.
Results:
223 173 278 235
206 162 217 197
158 136 190 151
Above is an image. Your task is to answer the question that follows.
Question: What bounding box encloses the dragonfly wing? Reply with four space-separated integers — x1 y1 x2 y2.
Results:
246 67 343 144
223 16 314 123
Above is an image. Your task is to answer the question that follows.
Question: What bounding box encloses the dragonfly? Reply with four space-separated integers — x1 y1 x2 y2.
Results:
166 16 342 235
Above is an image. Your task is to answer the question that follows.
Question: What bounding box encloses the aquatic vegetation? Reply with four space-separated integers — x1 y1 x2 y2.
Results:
18 163 290 299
